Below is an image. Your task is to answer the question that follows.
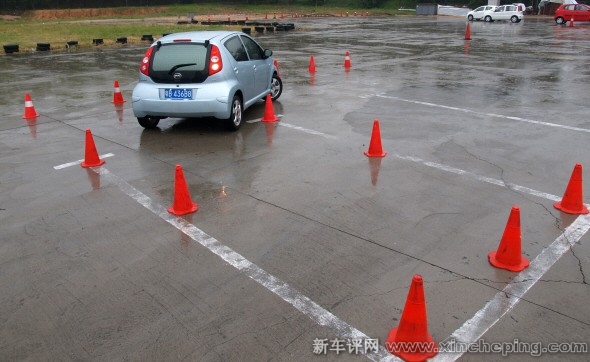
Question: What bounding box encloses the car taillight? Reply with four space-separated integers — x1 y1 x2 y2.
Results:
140 46 154 76
209 44 223 76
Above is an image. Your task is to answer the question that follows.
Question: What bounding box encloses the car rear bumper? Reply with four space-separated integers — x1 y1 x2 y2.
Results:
131 82 231 119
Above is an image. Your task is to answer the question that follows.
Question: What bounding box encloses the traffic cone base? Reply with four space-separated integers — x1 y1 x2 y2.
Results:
386 327 437 362
385 275 438 361
168 165 198 216
112 80 126 104
364 119 387 157
261 94 279 122
81 129 105 168
488 206 529 272
554 200 588 214
168 203 198 216
554 164 588 215
22 93 39 119
488 250 529 272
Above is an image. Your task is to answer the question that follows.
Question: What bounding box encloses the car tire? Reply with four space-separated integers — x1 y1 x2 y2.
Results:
226 95 243 131
468 15 474 21
270 73 283 101
510 15 519 23
138 116 160 129
555 17 565 25
484 15 492 22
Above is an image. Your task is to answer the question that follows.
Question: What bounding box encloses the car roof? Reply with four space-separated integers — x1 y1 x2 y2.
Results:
157 31 240 44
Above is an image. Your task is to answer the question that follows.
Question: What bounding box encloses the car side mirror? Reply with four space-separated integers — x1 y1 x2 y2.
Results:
264 49 273 59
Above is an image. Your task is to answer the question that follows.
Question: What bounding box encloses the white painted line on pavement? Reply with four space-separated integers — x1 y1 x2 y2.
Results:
394 154 563 203
95 167 398 362
376 95 590 134
53 153 115 170
278 122 336 139
245 119 334 138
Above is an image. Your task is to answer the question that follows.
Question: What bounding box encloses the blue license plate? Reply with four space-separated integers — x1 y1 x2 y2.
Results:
164 88 193 99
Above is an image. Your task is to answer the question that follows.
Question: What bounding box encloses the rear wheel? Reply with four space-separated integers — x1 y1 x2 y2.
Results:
270 73 283 101
138 116 160 129
484 15 492 22
226 95 242 131
555 17 565 25
510 15 519 23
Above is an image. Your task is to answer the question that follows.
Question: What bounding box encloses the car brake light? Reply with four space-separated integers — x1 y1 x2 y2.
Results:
173 39 191 42
140 46 154 76
209 44 223 76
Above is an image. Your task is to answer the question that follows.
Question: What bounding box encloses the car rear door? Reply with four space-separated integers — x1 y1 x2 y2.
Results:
561 5 575 21
223 35 256 104
240 35 271 101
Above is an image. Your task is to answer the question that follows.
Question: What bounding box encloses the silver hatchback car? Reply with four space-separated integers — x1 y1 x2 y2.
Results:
132 31 283 131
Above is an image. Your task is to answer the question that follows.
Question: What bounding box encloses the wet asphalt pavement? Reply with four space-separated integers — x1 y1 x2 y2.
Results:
1 15 589 361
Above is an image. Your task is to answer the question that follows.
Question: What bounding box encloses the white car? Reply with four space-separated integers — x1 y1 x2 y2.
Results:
467 5 498 21
483 5 524 23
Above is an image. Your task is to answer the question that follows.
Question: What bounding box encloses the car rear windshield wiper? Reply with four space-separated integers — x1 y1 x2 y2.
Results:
168 63 197 74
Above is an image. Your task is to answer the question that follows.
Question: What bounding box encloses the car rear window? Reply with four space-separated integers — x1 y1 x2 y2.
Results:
149 43 209 84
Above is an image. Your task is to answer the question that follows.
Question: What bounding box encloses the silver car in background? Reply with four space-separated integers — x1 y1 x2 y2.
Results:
132 31 283 131
483 4 524 23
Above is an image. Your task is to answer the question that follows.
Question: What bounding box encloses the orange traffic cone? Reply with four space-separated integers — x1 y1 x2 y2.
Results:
570 17 574 27
554 164 588 214
80 129 105 168
168 165 198 216
488 206 530 272
343 51 351 68
308 55 316 73
386 275 438 361
112 80 126 104
261 94 279 122
364 120 387 157
465 22 471 40
273 59 281 78
22 93 39 119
